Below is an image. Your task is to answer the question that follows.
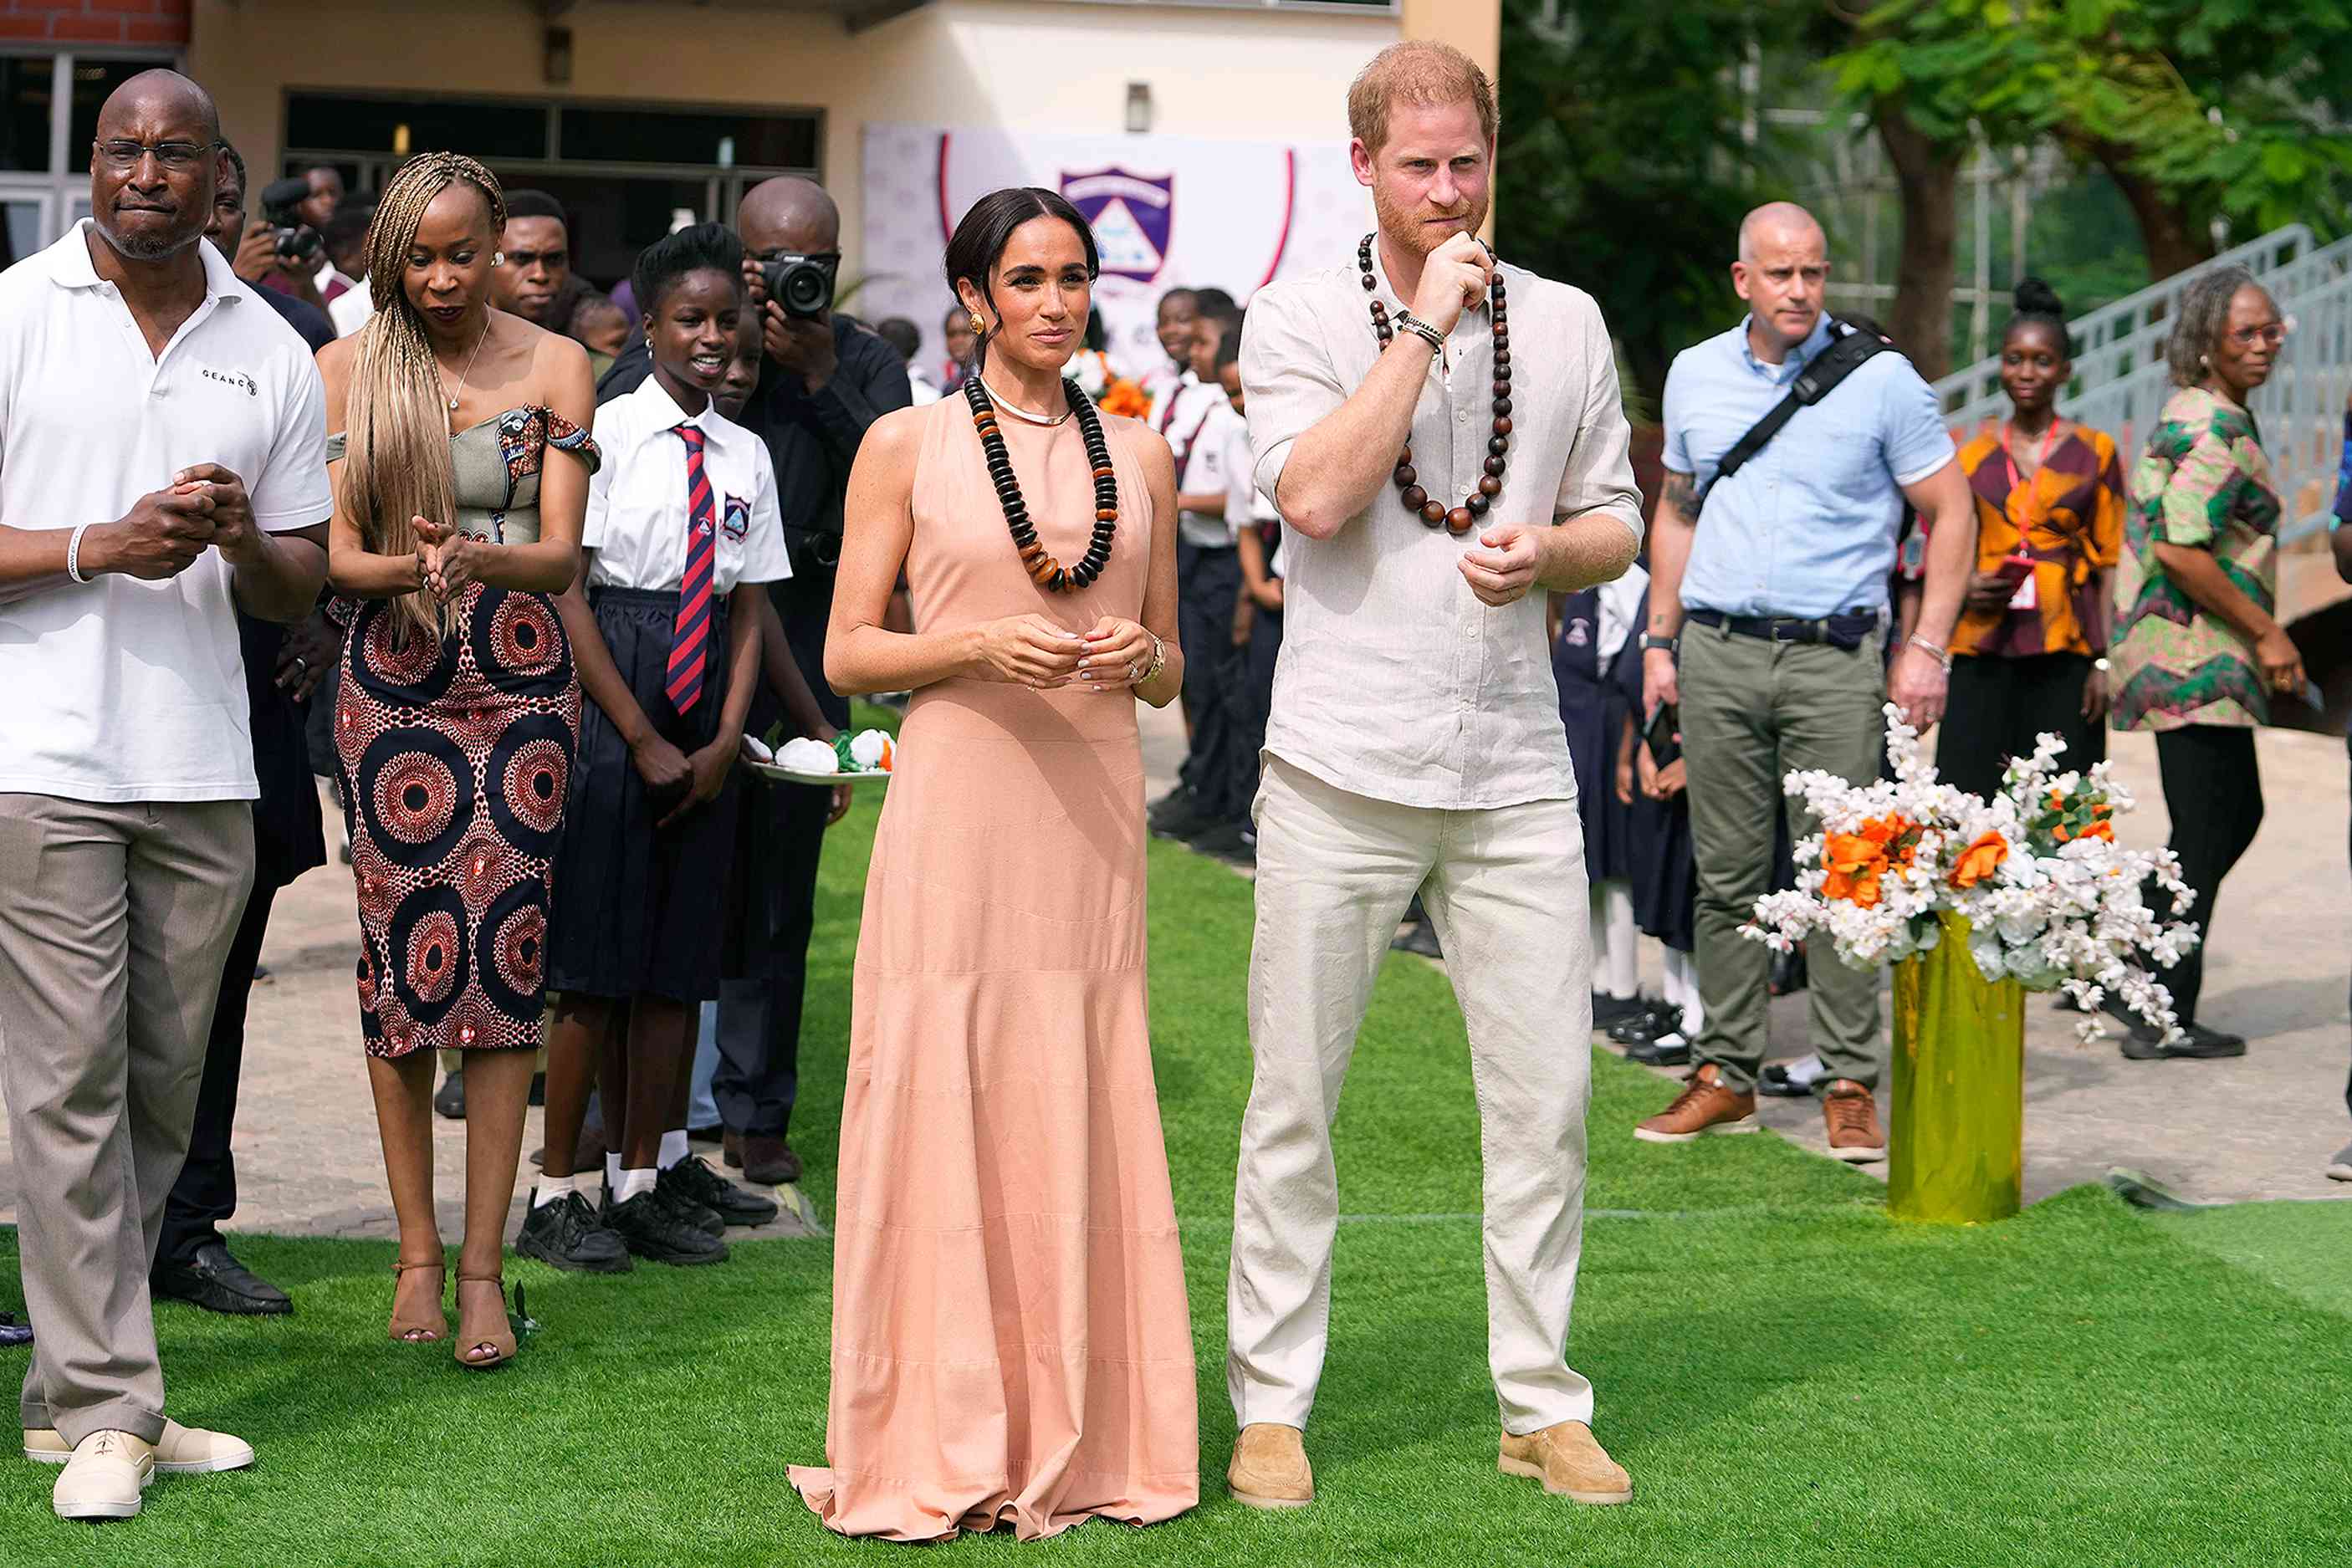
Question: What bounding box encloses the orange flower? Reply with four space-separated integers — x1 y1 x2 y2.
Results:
2078 817 2111 841
1097 377 1151 419
1823 827 1896 906
1951 830 2008 889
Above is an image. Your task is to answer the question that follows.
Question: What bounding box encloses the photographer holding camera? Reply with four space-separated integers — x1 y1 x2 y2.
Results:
599 176 909 1185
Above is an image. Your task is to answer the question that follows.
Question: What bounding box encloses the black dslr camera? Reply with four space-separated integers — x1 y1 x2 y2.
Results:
258 176 323 268
759 252 838 319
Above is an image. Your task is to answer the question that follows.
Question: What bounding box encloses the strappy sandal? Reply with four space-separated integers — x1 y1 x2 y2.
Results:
453 1274 518 1370
388 1258 448 1343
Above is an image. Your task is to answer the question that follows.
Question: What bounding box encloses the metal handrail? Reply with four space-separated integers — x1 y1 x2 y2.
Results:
1935 223 2352 540
1931 225 2319 417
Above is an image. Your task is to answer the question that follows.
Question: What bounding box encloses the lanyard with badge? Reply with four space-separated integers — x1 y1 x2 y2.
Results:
1994 421 2057 613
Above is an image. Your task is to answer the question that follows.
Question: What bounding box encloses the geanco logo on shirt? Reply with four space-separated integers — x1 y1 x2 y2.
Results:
721 495 750 540
200 366 258 397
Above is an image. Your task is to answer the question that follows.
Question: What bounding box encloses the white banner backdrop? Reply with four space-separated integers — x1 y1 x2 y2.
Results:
859 123 1371 386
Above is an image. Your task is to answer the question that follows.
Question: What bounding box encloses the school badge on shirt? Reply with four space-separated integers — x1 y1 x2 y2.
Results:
722 494 750 540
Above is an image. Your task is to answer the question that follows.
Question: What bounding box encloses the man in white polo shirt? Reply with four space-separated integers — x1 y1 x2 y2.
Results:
0 69 330 1521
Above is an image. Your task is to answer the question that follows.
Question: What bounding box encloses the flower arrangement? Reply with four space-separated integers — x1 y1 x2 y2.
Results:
1064 349 1151 419
1746 705 2199 1040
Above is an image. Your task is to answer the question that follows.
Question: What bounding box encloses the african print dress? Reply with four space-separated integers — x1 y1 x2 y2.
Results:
2111 386 2282 732
1951 424 2126 661
332 406 600 1057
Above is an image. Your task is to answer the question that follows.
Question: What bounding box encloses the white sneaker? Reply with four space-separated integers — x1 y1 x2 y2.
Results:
51 1429 152 1520
2328 1142 2352 1182
28 1417 252 1474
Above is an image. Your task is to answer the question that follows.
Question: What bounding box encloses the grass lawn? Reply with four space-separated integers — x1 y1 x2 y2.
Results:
3 765 2349 1564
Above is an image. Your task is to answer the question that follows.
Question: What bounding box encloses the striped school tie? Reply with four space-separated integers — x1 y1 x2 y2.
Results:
667 423 717 715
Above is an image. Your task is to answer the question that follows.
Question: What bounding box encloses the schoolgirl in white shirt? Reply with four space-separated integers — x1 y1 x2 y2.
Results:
534 222 790 1270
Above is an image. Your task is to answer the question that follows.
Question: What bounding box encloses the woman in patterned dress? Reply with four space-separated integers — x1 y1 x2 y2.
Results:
319 152 600 1366
2110 267 2306 1060
1936 278 2127 800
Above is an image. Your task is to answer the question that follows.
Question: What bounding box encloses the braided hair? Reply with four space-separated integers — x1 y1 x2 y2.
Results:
341 151 507 647
2005 277 2073 360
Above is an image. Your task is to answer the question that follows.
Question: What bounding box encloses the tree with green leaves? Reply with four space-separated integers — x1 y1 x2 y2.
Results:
1497 0 1809 404
1835 0 2352 280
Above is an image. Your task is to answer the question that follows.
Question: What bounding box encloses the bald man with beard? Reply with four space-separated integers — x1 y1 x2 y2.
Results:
592 177 908 1189
0 69 330 1518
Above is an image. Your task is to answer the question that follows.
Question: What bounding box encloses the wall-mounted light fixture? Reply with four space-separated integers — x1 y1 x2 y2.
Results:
1125 82 1152 135
543 25 573 86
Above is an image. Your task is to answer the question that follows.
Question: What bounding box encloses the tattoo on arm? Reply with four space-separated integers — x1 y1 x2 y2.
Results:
1661 471 1698 518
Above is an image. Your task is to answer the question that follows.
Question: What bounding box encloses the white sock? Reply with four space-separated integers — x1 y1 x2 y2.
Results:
614 1167 657 1203
658 1128 692 1170
1590 881 1638 999
533 1173 576 1208
604 1152 624 1194
1664 948 1705 1034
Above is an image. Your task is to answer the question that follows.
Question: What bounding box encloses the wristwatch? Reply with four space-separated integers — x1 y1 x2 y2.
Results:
1392 310 1446 353
1640 634 1678 653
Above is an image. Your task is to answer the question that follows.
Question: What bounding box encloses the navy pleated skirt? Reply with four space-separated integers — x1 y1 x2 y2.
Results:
547 585 738 1002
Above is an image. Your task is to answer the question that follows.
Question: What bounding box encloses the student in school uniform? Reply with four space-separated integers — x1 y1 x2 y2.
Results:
1612 583 1702 1067
1221 318 1282 855
525 223 787 1271
1554 564 1649 1034
1148 305 1248 848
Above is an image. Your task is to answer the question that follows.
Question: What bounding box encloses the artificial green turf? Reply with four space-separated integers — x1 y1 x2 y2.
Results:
2 784 2348 1565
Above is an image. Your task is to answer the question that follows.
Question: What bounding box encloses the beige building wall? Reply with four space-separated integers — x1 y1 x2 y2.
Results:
187 0 1489 275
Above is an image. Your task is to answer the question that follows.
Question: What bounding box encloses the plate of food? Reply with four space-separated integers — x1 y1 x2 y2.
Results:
740 728 895 788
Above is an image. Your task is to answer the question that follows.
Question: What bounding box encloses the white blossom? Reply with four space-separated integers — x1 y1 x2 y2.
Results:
1743 707 2198 1041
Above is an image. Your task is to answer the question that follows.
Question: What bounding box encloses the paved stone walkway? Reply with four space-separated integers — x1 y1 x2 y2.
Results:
0 707 2343 1239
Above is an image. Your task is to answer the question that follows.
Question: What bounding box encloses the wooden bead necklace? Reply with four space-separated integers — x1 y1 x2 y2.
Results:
965 373 1117 592
1358 232 1513 534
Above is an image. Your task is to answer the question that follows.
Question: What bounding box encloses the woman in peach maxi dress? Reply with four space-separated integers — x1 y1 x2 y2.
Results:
788 188 1198 1540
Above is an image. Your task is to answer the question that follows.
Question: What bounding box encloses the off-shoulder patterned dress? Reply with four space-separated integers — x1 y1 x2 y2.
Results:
330 406 600 1057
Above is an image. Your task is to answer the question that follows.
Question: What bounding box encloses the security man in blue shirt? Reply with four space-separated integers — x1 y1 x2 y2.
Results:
1633 202 1976 1161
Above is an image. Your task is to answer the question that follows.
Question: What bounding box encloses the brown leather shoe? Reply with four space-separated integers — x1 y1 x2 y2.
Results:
1822 1080 1886 1162
1227 1422 1314 1509
735 1131 801 1186
1634 1063 1759 1143
1498 1420 1631 1504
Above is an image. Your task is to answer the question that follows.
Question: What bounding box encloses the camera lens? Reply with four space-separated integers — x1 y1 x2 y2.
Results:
784 266 826 314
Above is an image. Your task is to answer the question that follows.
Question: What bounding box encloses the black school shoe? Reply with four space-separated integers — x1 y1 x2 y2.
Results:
651 1176 725 1239
1592 993 1649 1030
1624 1031 1692 1068
1189 821 1255 866
658 1157 778 1228
1151 789 1220 842
602 1189 729 1266
152 1241 293 1317
433 1068 465 1121
514 1191 632 1274
1608 1000 1681 1046
2120 1021 2247 1061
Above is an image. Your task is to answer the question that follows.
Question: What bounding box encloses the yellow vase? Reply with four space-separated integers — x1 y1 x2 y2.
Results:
1887 912 2025 1223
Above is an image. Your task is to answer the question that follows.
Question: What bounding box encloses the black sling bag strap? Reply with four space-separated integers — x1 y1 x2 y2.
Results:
1694 321 1894 511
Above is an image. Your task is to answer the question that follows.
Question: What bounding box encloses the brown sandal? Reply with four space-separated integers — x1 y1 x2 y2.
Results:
453 1274 517 1370
388 1258 448 1343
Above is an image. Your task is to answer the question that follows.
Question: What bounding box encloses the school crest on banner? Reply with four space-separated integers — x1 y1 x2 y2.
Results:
1059 168 1174 282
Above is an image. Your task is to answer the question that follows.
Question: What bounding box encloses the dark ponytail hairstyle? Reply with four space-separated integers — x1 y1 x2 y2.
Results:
2006 277 2073 360
943 186 1099 374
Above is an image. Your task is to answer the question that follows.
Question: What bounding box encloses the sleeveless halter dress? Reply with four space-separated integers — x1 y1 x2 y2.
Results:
788 396 1199 1540
330 406 598 1058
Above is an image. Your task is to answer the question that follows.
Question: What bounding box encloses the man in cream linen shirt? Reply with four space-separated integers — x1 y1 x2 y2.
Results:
1225 42 1644 1515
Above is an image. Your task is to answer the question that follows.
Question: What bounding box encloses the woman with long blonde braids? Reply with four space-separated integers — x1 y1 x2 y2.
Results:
320 151 604 1367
